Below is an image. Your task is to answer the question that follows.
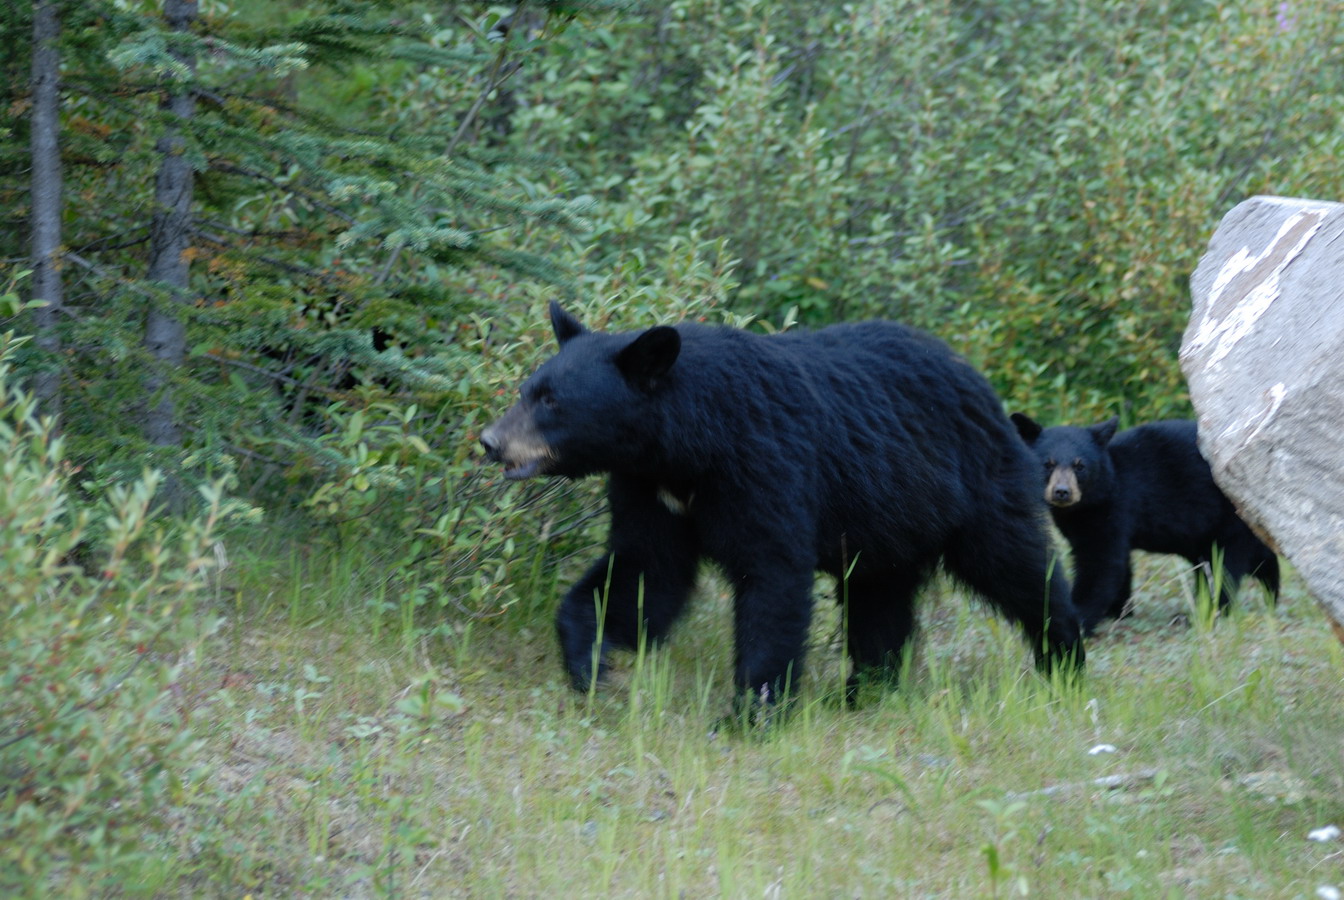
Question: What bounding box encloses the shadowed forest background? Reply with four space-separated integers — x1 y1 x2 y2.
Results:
4 1 1344 896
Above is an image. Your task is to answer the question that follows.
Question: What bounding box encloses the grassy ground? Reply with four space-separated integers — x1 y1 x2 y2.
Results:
167 551 1344 898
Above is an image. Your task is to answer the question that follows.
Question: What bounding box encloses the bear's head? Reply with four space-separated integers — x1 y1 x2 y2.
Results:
1011 414 1118 509
480 302 681 480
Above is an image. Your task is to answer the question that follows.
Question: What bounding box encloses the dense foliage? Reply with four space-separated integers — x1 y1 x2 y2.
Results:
2 0 1341 627
517 0 1344 418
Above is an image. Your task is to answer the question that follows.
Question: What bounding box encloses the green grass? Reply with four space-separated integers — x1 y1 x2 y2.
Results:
164 550 1344 898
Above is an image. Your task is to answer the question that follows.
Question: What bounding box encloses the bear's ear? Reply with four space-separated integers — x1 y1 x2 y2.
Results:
616 325 680 389
1010 413 1042 444
1091 417 1119 446
550 300 586 346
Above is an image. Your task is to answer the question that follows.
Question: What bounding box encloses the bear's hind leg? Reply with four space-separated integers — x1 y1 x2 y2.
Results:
842 567 926 705
1251 548 1281 602
1202 530 1281 611
1229 527 1281 604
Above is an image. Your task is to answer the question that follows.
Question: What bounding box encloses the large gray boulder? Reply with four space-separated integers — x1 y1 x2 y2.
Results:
1181 195 1344 644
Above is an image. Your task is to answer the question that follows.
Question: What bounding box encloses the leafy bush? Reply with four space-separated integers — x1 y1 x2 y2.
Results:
0 323 230 897
505 0 1344 421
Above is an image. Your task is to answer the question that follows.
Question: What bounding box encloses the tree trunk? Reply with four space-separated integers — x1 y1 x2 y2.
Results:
29 0 63 420
144 0 198 461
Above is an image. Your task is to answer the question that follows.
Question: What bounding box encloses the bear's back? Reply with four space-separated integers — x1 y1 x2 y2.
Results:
1111 420 1231 550
694 320 1031 567
1110 420 1206 487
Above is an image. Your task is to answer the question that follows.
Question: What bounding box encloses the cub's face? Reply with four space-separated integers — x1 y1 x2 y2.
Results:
1011 414 1118 509
480 303 681 480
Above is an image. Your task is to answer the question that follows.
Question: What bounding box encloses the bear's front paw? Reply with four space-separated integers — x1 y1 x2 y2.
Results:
564 653 609 694
556 605 607 693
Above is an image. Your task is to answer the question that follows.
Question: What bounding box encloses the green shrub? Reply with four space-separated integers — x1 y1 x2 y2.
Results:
0 326 229 897
506 0 1344 421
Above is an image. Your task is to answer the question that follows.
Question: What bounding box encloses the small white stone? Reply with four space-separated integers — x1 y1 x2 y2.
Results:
1307 825 1341 843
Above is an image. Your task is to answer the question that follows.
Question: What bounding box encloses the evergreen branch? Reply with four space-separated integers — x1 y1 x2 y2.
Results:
205 160 358 225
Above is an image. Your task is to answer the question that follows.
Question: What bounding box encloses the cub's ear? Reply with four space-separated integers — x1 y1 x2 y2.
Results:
1010 412 1042 444
549 300 586 346
1091 416 1119 446
616 325 680 389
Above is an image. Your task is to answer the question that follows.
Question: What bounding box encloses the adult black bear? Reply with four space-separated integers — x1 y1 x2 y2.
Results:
1010 415 1279 632
482 303 1084 708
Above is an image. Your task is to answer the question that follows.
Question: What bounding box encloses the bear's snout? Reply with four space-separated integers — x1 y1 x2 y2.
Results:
480 425 502 462
478 412 551 480
1044 467 1081 508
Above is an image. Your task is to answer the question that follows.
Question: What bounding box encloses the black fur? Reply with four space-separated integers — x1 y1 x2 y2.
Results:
1011 415 1280 632
482 304 1085 707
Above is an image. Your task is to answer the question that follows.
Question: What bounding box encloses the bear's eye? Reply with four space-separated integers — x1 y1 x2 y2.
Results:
529 384 558 411
1072 458 1085 470
1043 458 1055 470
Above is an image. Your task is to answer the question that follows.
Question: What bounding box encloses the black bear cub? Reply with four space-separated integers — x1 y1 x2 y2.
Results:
1011 414 1279 632
481 302 1084 712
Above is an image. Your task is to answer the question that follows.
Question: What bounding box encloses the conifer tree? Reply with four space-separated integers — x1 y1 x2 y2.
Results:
4 1 602 502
